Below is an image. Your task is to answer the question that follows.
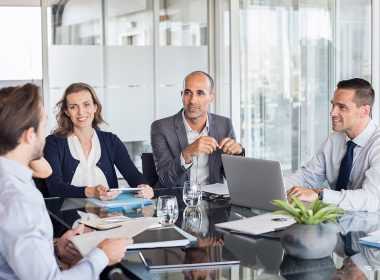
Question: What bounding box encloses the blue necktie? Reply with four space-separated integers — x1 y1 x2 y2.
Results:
336 140 357 191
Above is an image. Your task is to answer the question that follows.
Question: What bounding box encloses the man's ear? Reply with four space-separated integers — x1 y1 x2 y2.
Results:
361 105 371 118
22 127 36 145
209 92 216 103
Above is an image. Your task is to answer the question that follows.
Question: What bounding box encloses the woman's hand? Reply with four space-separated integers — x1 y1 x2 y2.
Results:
136 184 154 199
85 185 121 200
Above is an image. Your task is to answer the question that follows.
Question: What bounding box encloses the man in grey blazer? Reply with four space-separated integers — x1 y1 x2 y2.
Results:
151 71 244 188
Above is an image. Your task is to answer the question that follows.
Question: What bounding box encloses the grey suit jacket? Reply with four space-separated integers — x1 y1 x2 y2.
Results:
150 109 237 188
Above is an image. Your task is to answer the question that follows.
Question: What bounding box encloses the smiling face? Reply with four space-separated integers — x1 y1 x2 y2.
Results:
65 90 98 131
330 88 370 139
181 73 215 124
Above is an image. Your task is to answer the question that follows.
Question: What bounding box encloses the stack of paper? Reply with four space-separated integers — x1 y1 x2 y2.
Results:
215 213 296 235
70 217 158 256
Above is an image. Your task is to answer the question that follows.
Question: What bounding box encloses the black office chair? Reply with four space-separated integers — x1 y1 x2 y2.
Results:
33 178 50 198
141 152 159 187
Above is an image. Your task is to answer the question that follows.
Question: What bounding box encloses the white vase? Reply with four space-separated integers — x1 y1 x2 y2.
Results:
280 223 339 259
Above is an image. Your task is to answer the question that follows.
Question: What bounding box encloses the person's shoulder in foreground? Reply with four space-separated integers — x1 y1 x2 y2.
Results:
0 83 132 279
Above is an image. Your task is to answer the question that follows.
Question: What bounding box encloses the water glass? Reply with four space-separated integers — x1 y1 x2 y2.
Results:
182 206 202 234
183 181 202 207
156 195 179 226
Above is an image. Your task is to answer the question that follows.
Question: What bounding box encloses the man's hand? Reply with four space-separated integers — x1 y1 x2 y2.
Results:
219 138 243 155
286 186 318 202
97 238 133 266
56 224 84 268
136 184 154 199
182 136 219 163
85 185 121 200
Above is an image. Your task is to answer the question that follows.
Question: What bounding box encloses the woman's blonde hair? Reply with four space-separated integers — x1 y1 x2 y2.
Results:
53 83 105 137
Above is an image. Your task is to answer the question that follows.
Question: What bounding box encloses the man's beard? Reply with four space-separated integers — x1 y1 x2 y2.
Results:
31 141 44 161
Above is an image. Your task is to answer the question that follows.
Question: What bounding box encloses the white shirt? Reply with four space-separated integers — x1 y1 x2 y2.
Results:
180 112 210 186
0 157 108 280
68 130 109 188
284 120 380 211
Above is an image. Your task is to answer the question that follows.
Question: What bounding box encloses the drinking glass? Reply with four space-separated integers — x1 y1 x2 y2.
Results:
183 181 202 207
156 195 179 226
182 206 202 234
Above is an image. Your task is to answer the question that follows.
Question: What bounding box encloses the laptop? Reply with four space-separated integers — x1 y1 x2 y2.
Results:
221 154 287 211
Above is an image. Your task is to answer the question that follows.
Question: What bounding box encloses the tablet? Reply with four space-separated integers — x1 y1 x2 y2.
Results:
139 246 240 270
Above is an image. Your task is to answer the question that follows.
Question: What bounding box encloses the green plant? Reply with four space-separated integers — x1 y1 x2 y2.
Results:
272 195 344 225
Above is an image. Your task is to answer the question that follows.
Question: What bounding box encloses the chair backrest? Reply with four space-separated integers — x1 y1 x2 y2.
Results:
141 152 159 187
33 178 50 198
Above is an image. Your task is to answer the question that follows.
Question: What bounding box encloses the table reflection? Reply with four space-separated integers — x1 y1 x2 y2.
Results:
45 193 380 279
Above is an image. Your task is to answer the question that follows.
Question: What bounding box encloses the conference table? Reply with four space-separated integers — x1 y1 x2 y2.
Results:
45 187 380 280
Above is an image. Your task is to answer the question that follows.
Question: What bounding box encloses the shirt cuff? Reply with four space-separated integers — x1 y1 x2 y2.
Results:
87 247 109 271
322 189 341 205
181 153 193 169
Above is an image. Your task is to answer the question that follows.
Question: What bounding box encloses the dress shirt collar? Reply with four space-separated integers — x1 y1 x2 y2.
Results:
0 156 33 183
348 119 377 147
182 110 209 135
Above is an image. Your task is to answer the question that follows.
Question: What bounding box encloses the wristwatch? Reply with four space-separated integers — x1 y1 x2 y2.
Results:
317 189 324 201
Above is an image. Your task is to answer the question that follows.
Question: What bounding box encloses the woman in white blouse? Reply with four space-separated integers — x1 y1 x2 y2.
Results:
44 83 153 200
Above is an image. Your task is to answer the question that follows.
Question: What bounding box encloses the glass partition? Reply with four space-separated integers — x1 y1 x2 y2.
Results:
239 0 371 172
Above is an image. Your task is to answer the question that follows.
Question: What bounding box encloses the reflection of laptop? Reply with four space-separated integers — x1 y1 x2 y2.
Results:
223 233 284 271
221 154 287 211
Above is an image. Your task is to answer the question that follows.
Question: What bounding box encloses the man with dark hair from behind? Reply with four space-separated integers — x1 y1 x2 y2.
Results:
0 86 52 178
0 83 132 279
286 78 380 212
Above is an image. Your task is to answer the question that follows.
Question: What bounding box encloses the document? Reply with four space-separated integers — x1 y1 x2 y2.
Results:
201 183 229 196
215 213 295 235
78 215 133 230
70 217 158 256
368 229 380 236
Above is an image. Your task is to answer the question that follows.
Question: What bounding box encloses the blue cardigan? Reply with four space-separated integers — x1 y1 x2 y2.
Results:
44 130 148 198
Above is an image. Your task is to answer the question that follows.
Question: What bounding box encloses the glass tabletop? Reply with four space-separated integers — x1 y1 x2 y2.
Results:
45 188 380 280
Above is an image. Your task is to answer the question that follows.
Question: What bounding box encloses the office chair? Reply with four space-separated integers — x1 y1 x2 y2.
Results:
33 178 50 198
141 152 159 187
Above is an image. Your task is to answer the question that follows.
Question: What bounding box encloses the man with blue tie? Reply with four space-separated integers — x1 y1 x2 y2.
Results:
286 78 380 212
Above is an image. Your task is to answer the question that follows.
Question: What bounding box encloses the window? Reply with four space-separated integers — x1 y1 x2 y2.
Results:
239 0 371 172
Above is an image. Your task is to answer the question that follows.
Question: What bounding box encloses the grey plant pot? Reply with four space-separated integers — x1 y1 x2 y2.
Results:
280 223 339 259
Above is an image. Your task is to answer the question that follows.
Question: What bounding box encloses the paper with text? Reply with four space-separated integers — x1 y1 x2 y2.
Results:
70 217 158 256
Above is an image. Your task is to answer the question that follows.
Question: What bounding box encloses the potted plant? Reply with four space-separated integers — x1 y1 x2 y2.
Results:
272 195 344 259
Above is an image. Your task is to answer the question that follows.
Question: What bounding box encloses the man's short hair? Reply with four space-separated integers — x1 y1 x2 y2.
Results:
337 78 374 109
0 83 42 155
183 71 215 92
